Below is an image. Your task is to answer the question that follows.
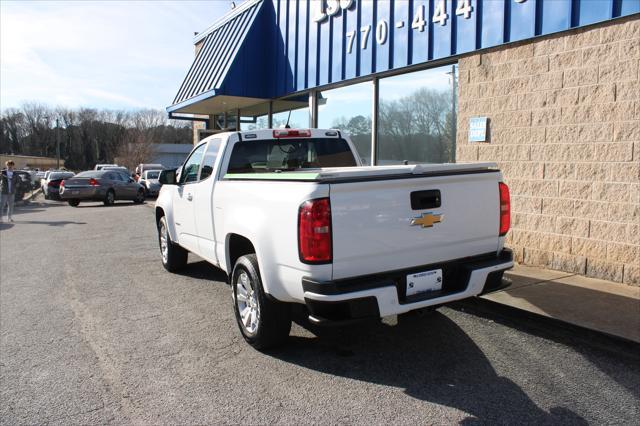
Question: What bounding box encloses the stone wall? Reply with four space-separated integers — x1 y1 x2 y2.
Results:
456 16 639 285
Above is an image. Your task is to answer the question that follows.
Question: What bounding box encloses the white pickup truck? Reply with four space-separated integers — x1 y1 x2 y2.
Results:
155 128 513 349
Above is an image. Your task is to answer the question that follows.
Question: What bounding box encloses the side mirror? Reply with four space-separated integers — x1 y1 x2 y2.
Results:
159 169 177 185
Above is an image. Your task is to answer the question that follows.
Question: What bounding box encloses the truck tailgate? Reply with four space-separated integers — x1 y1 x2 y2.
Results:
329 171 501 280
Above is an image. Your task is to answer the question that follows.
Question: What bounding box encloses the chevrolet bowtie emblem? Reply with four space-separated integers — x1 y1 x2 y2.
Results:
411 212 443 228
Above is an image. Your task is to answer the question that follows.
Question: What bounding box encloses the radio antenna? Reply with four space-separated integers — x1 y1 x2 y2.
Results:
285 110 292 128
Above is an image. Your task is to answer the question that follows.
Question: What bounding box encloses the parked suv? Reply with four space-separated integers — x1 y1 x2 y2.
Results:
138 170 162 197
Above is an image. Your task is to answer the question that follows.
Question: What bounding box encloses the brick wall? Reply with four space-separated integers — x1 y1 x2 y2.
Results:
456 16 639 286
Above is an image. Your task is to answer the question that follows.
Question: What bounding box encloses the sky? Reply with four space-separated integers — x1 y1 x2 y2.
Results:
0 0 235 111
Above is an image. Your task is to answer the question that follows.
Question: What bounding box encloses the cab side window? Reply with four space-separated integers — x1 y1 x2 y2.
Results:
200 138 222 180
180 143 207 184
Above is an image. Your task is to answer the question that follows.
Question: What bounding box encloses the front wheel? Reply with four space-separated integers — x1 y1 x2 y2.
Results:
232 254 291 350
158 216 187 272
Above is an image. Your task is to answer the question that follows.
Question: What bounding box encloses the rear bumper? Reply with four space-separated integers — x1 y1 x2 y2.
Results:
302 249 513 323
59 187 105 200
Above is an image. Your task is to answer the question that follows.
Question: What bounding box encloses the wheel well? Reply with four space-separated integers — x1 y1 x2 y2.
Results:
155 207 164 227
228 234 255 272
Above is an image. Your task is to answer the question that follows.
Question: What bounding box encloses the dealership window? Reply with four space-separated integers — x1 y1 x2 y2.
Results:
377 65 457 165
272 94 309 128
318 81 373 165
241 102 270 130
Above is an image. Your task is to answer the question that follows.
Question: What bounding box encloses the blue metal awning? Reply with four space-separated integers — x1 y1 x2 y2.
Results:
168 0 271 114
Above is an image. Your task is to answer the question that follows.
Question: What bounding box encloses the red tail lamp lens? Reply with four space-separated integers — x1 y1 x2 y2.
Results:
298 198 332 263
499 182 510 236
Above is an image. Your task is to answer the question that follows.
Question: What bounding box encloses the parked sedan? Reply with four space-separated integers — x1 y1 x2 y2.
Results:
43 171 75 200
138 170 162 197
59 170 145 207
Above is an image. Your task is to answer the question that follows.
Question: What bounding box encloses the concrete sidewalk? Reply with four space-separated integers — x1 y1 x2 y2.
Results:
480 265 640 344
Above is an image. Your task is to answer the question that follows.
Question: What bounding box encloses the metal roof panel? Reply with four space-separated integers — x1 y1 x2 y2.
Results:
171 0 264 106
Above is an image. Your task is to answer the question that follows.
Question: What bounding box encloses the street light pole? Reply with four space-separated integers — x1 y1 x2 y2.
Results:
56 118 60 169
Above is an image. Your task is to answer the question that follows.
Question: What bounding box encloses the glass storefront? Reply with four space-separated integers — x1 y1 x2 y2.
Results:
234 64 457 166
317 81 373 165
241 102 270 130
377 65 457 165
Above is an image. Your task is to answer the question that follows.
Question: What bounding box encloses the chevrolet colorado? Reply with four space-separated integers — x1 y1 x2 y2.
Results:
155 128 513 349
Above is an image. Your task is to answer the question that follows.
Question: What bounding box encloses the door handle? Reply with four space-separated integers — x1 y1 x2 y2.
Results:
187 193 193 201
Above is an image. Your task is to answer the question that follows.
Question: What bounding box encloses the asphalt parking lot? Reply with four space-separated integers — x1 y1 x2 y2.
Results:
1 197 639 425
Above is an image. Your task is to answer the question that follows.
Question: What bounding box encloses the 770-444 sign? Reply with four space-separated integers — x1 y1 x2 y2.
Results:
313 0 530 54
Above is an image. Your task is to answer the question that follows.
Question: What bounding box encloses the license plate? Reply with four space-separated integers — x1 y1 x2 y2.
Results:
71 190 79 195
406 269 443 296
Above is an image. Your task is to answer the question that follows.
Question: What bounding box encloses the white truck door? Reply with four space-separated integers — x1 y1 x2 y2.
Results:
173 143 207 253
194 138 223 265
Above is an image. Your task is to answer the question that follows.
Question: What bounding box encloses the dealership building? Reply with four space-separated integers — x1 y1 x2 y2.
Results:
168 0 639 286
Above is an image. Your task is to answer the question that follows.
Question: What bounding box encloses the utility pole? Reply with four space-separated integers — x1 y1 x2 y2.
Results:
446 65 458 161
56 118 61 169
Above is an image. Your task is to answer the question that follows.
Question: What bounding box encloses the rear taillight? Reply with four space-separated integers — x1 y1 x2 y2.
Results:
298 198 332 263
499 182 510 236
47 181 59 187
89 178 100 186
60 180 65 187
273 129 312 138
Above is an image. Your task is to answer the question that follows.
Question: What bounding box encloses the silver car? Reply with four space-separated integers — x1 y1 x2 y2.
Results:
59 170 145 207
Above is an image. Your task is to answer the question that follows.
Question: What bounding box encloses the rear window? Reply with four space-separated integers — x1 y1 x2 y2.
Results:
76 171 105 178
146 171 160 179
50 172 74 180
227 138 357 174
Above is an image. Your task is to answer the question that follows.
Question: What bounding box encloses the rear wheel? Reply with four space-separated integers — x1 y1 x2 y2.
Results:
103 189 115 206
232 254 291 350
133 189 145 204
158 216 187 272
68 199 80 207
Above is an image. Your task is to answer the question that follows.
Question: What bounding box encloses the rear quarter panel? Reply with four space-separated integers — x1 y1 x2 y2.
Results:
214 180 331 303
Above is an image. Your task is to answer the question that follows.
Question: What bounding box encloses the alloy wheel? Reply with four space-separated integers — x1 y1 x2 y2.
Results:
159 220 168 264
235 271 260 334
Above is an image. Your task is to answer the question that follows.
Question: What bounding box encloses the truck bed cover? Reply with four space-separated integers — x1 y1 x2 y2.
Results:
224 163 499 182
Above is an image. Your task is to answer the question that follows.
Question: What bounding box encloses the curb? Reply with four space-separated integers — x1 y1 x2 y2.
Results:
454 296 640 353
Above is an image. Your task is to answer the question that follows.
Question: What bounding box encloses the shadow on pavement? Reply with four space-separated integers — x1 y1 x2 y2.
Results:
176 260 228 283
0 222 15 230
451 299 640 398
76 202 145 208
269 311 587 424
16 220 87 227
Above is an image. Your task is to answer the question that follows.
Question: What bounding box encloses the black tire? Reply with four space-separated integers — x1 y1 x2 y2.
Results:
232 254 291 350
158 216 188 272
68 199 80 207
103 189 115 206
133 189 145 204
